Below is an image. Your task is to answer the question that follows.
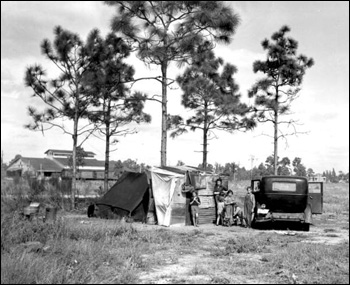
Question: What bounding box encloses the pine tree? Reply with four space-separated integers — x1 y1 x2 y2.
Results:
307 168 315 179
105 1 241 166
24 26 98 209
292 157 307 177
168 50 255 169
278 157 291 176
265 155 276 175
249 26 314 174
331 168 338 183
83 30 151 192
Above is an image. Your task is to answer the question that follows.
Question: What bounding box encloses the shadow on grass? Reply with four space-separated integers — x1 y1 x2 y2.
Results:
252 220 310 231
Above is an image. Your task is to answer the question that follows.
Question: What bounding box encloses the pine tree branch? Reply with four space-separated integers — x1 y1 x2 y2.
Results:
77 125 100 147
145 94 163 104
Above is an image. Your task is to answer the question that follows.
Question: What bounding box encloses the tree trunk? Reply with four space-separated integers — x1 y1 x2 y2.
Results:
104 124 110 194
202 102 208 170
72 120 78 210
274 91 279 175
203 129 208 170
104 100 111 193
273 119 278 175
160 62 168 167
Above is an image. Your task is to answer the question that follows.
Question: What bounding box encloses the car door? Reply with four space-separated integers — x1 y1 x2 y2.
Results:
308 182 323 214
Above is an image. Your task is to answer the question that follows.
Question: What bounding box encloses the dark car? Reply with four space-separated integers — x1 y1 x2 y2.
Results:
251 176 323 231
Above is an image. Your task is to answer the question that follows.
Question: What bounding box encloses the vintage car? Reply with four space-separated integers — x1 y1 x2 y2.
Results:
251 176 323 231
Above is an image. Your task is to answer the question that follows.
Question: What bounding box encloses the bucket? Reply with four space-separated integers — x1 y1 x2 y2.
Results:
45 207 57 223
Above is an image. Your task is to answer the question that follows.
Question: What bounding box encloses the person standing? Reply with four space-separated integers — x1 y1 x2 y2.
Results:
223 190 235 226
213 178 227 196
243 186 256 228
190 191 201 227
216 191 225 226
214 177 227 225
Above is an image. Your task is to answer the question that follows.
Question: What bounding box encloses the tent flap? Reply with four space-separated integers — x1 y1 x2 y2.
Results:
151 171 178 227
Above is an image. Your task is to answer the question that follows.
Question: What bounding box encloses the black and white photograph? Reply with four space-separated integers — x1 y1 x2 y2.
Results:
1 1 349 284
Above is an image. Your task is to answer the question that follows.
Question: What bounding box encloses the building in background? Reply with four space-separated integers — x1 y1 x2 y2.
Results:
6 156 62 178
6 149 118 181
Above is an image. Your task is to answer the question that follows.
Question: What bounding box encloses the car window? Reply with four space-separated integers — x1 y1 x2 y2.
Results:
272 182 296 192
309 183 321 193
253 181 260 192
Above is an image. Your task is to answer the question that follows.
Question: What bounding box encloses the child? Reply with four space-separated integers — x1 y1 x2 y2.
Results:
233 204 245 226
243 186 256 228
216 191 225 226
190 191 201 227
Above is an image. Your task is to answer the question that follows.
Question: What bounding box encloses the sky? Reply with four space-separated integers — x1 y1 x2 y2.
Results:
1 1 349 174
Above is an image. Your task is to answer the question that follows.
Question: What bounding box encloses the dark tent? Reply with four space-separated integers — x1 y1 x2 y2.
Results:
95 172 150 221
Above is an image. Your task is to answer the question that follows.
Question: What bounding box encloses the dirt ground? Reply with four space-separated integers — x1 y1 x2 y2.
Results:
63 207 349 284
63 193 349 284
134 211 349 284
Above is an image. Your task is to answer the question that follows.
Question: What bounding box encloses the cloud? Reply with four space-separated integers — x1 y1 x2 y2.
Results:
1 122 73 162
309 112 338 122
1 1 115 60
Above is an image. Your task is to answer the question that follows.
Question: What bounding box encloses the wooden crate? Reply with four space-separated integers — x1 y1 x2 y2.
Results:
198 207 216 224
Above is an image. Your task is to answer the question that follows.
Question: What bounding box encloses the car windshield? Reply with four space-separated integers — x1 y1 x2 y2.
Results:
272 182 296 192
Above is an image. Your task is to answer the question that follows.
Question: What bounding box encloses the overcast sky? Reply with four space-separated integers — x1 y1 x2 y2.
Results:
1 1 349 174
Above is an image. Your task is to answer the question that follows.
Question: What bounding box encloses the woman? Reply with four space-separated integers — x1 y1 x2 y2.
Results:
223 190 235 226
213 178 227 196
243 186 256 228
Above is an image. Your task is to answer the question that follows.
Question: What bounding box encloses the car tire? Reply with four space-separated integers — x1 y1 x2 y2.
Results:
251 216 257 229
301 223 310 232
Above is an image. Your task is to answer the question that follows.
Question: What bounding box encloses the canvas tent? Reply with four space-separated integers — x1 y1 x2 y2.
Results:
93 166 220 226
95 172 150 221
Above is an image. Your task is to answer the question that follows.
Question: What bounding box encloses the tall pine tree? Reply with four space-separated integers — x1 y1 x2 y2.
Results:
105 1 240 166
25 26 98 209
168 50 255 169
249 26 314 174
83 30 151 192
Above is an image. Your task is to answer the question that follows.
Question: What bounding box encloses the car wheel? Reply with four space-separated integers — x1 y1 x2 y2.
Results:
301 223 310 232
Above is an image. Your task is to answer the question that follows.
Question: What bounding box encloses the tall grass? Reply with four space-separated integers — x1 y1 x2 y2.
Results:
323 183 349 214
1 199 197 284
2 213 191 284
1 179 348 284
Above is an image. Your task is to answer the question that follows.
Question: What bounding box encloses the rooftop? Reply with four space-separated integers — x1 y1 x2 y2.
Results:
52 157 118 169
44 149 96 156
8 157 63 172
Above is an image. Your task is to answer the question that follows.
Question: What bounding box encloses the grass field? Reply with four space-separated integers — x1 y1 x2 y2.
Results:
1 180 349 284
